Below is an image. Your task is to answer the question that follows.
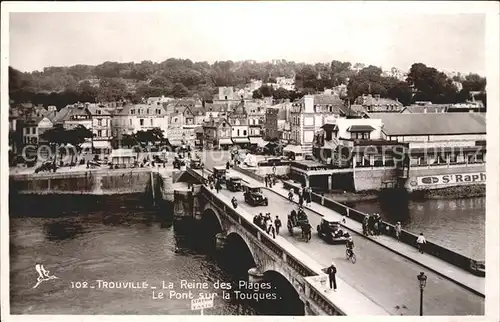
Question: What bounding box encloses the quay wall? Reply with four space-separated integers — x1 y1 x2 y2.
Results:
282 180 485 277
353 168 397 191
9 169 183 197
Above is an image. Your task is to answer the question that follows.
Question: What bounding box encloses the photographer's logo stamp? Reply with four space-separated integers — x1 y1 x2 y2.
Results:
33 264 59 288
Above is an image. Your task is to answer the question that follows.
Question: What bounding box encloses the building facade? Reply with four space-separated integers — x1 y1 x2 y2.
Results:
290 94 347 154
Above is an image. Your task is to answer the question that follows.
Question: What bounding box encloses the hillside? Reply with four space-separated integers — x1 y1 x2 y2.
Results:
8 59 486 109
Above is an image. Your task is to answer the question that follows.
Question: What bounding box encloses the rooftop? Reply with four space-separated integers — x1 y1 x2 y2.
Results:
368 112 486 136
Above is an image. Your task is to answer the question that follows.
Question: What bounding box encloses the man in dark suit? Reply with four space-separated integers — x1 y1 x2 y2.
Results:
327 262 337 291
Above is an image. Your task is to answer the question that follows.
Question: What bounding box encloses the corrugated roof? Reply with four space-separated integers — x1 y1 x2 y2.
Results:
403 105 450 113
368 112 486 136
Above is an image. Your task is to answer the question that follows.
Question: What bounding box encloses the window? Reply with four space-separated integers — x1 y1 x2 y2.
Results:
129 119 132 125
150 119 153 126
156 109 161 114
237 129 240 136
449 153 457 163
243 130 247 136
131 109 135 114
97 130 102 137
98 119 102 126
105 130 108 137
147 109 150 114
97 110 102 115
32 127 36 134
140 119 144 126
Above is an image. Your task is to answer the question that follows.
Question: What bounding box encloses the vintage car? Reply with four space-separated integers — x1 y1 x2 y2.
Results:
190 158 203 169
173 157 186 169
316 214 350 244
34 161 57 174
242 183 268 206
226 176 243 192
213 166 227 183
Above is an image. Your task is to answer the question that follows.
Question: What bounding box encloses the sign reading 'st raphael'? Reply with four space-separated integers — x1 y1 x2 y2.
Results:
417 172 486 186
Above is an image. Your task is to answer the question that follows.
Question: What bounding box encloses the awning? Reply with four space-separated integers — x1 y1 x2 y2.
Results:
232 138 250 144
93 141 111 149
219 138 233 145
249 137 266 147
321 123 338 131
283 145 303 154
347 125 375 132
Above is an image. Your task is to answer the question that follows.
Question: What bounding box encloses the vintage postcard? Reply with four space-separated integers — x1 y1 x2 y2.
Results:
1 1 499 321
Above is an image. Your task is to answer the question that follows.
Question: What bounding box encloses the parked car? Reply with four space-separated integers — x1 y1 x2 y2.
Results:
226 176 243 192
316 214 349 244
242 182 268 206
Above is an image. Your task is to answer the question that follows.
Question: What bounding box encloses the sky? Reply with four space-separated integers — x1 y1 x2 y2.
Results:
7 2 487 75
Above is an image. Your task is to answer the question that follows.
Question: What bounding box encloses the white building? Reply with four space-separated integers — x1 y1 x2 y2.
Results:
113 103 170 138
290 94 348 154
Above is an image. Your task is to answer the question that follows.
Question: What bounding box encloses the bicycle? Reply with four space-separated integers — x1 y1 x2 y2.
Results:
346 248 356 264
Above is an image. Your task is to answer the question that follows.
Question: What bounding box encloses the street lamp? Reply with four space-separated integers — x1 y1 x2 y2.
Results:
417 272 427 316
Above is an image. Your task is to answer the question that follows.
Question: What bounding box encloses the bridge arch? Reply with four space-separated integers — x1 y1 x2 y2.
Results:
222 232 257 279
261 270 305 316
198 207 224 250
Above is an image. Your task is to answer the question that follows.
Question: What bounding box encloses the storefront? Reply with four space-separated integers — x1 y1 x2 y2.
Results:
219 138 233 150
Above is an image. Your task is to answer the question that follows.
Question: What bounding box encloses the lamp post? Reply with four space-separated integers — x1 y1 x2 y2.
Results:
417 272 427 316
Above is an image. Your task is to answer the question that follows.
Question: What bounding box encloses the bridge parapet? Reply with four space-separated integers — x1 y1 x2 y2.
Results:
198 184 389 316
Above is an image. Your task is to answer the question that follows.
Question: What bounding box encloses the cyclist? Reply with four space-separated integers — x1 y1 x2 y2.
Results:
346 236 355 258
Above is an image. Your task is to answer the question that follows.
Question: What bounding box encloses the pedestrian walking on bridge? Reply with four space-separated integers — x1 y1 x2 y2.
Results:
416 233 426 254
274 216 282 235
327 262 337 292
395 222 402 242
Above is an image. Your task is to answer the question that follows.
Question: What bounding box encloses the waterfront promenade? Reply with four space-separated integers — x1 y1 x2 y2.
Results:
191 168 484 315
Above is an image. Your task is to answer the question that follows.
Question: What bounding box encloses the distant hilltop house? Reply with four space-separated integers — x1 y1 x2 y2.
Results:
354 94 403 113
147 95 174 105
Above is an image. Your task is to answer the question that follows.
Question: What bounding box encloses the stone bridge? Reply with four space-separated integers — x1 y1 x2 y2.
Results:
181 168 389 316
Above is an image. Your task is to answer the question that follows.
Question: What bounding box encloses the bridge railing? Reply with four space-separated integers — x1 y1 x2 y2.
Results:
283 180 485 277
198 183 352 315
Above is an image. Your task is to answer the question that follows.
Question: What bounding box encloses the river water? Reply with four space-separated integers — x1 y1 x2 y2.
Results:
9 194 300 315
345 196 486 260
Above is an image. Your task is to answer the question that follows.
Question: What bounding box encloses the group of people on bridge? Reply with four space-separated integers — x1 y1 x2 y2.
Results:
288 186 313 207
264 173 277 188
253 213 282 239
207 175 223 193
363 213 385 236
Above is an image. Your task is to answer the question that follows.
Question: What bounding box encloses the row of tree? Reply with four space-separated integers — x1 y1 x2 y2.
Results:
9 59 487 108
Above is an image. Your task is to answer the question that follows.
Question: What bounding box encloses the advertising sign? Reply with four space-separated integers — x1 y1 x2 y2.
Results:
416 172 486 186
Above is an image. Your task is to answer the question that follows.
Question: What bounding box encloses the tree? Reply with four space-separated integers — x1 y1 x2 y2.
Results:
259 85 274 97
252 89 263 99
406 63 458 103
171 83 189 98
273 87 290 100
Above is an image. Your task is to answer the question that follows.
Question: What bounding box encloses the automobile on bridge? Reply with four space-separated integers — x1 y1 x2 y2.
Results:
226 176 243 192
242 182 268 206
213 166 227 184
317 214 350 244
190 158 203 169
